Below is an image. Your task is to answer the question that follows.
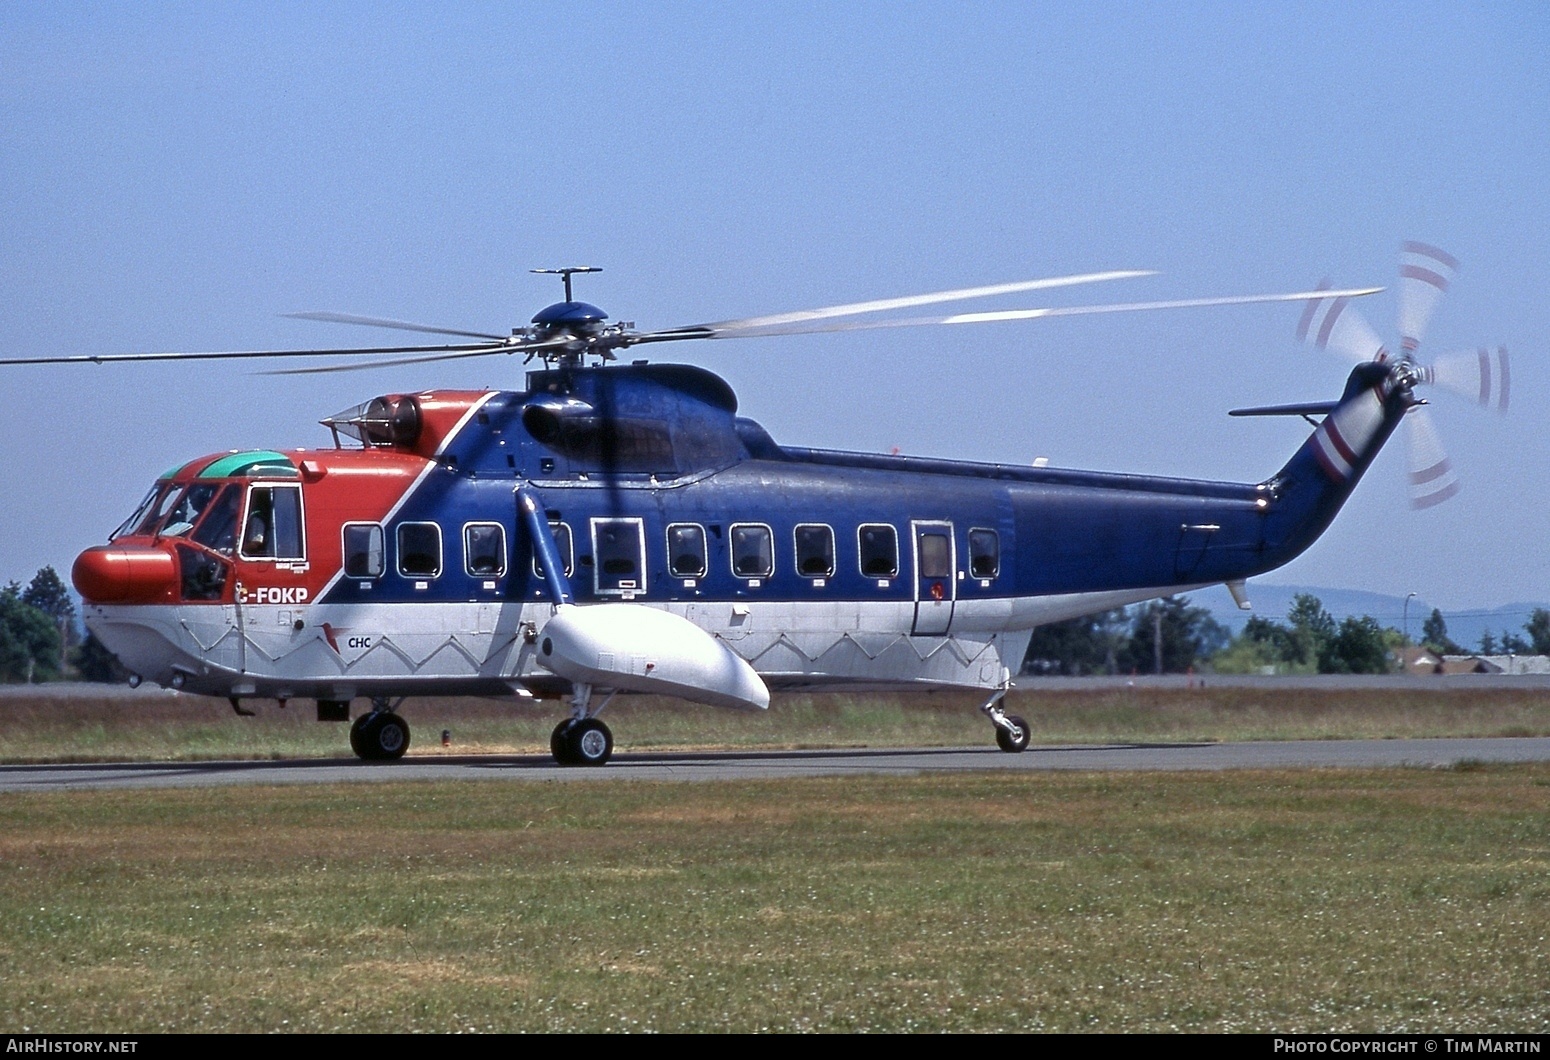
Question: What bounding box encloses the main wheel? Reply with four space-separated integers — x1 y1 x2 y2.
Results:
564 718 613 766
995 714 1030 754
353 712 411 761
551 720 577 765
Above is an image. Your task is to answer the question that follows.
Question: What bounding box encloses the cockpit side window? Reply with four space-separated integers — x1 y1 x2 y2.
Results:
241 485 306 561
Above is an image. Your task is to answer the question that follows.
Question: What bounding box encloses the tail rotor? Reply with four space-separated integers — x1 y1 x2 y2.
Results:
1299 243 1507 508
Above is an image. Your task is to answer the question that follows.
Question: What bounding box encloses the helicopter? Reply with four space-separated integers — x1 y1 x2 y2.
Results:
1 249 1506 765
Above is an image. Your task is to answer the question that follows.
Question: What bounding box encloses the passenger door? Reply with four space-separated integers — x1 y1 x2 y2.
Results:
910 520 956 635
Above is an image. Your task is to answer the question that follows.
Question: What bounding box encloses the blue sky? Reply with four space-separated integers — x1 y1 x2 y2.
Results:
1 2 1545 610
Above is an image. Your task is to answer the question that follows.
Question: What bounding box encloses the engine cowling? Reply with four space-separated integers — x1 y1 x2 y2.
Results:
536 603 770 711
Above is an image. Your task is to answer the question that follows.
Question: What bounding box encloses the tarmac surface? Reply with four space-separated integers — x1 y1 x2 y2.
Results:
3 737 1548 792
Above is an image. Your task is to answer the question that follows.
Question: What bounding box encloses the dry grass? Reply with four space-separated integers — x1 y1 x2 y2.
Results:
0 767 1546 1031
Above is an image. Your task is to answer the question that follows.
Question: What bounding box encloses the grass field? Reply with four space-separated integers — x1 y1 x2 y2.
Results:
1 767 1546 1032
2 682 1549 763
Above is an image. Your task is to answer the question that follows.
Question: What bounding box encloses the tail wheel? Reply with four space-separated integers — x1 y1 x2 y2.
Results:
564 718 613 766
995 714 1030 754
352 712 411 761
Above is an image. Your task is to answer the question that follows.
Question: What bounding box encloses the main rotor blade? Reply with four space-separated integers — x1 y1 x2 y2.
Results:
1296 281 1389 363
0 343 508 367
679 286 1384 340
1396 241 1458 355
283 311 508 342
692 270 1156 332
262 337 573 375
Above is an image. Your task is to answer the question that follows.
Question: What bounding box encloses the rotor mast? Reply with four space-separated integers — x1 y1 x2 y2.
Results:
531 266 602 303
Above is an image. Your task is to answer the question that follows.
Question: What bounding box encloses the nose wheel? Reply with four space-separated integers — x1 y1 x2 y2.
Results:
350 702 410 761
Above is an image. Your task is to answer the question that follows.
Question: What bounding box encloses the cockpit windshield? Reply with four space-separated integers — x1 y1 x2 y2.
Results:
111 482 176 540
190 486 240 553
111 481 242 548
154 483 219 538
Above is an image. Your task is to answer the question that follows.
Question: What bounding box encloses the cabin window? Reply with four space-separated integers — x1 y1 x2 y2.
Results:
533 521 574 578
794 524 835 577
397 522 442 578
858 523 899 578
343 523 385 578
730 523 774 579
241 485 305 561
190 487 240 554
969 528 1000 579
464 523 507 577
667 523 707 578
592 517 646 595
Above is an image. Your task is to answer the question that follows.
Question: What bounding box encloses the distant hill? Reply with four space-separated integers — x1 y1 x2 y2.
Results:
1188 583 1547 651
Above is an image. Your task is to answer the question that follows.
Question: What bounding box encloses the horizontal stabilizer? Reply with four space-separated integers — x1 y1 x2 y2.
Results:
1228 401 1339 418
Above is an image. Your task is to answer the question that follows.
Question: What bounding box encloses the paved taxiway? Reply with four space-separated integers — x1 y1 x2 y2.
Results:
3 737 1549 792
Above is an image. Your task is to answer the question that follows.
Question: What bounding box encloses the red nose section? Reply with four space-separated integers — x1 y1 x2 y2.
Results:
72 546 177 604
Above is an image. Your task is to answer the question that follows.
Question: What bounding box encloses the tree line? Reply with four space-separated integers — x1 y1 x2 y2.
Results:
1 566 123 683
1023 593 1550 677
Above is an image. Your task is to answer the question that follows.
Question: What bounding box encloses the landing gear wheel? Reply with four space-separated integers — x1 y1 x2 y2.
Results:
551 720 578 765
995 714 1030 754
352 712 411 761
564 718 613 766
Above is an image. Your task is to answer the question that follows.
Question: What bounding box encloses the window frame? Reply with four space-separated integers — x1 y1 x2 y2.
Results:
793 522 836 579
462 521 508 578
666 522 708 579
396 521 444 579
590 516 648 596
857 522 900 579
729 522 775 581
341 521 385 579
238 483 307 562
532 521 574 579
968 527 1001 580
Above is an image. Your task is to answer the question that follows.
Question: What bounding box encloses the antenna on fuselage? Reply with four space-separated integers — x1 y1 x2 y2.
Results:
531 266 602 303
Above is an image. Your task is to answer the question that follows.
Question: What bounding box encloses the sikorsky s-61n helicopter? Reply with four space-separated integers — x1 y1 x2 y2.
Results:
2 246 1506 765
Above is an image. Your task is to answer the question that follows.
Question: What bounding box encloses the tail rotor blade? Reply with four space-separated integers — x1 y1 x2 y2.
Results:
1296 280 1389 363
1423 346 1510 411
1403 405 1460 509
1397 242 1459 355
